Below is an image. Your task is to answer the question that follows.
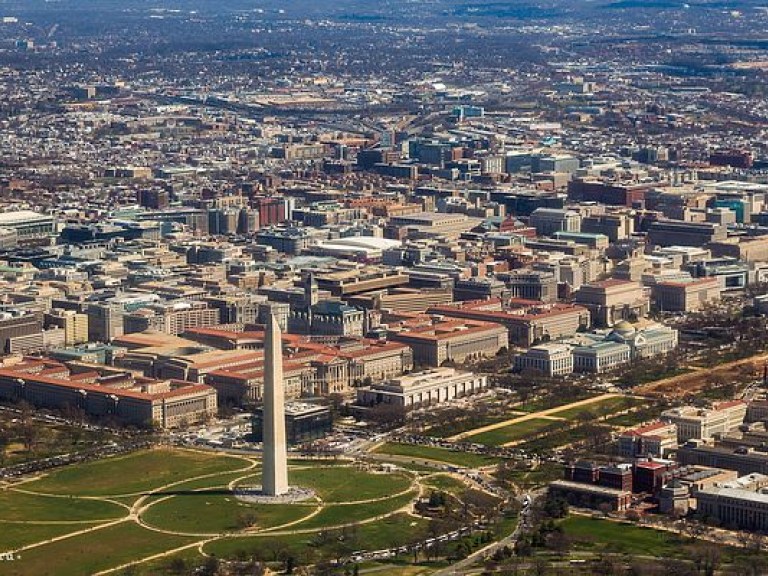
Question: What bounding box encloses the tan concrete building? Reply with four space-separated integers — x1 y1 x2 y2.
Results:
574 279 650 327
45 309 89 345
123 301 220 336
514 343 574 376
662 401 747 442
356 367 488 410
651 277 723 312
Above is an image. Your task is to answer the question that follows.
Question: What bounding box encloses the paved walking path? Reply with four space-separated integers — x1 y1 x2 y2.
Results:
448 393 620 442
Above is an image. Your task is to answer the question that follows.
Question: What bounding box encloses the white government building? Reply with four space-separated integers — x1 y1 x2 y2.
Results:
356 367 488 410
515 320 679 375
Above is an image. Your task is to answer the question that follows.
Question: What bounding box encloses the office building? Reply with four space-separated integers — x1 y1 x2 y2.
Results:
529 208 581 236
662 401 747 442
0 357 216 428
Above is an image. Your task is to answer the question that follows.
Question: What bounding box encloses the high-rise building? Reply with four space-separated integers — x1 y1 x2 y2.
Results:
45 309 89 346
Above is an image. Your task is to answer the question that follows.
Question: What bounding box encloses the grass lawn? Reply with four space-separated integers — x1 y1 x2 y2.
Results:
141 492 316 534
518 423 613 453
291 491 416 531
0 490 126 522
426 415 512 438
126 548 206 576
0 521 106 551
560 516 686 558
203 513 429 560
3 521 197 576
464 418 560 446
497 462 563 489
28 449 248 496
289 467 412 502
516 392 597 413
374 443 500 468
548 396 645 421
422 474 470 495
605 411 652 427
151 469 258 495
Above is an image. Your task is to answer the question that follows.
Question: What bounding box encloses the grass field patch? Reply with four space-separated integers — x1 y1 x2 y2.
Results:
374 443 500 468
28 449 247 496
464 418 560 446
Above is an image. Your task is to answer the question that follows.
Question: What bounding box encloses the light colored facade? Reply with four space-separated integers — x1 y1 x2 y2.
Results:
45 309 89 345
262 314 289 496
697 487 768 531
618 421 678 458
356 367 488 410
428 300 591 347
514 343 574 376
204 339 413 404
505 270 558 302
123 301 220 336
574 279 650 327
652 277 723 312
570 320 678 373
662 401 747 442
8 328 66 354
290 301 365 337
529 208 581 236
0 210 56 241
573 341 631 373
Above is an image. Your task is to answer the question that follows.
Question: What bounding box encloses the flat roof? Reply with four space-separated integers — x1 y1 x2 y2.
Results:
699 486 768 504
0 210 53 224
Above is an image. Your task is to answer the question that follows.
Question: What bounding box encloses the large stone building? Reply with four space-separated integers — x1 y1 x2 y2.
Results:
647 220 727 247
618 421 678 458
0 210 56 242
388 317 508 367
356 367 488 410
514 343 574 376
574 279 650 327
697 487 768 531
123 301 220 336
289 300 366 338
529 208 581 236
428 299 590 347
45 309 89 346
678 442 768 476
204 337 413 404
651 277 723 312
662 401 747 442
0 357 216 428
504 270 558 302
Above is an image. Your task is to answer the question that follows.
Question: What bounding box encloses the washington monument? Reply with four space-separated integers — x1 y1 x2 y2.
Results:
262 313 289 496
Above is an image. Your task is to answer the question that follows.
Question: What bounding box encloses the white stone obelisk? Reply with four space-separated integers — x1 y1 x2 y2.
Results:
262 313 289 496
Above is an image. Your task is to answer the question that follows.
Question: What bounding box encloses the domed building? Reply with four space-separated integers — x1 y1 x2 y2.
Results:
571 319 678 373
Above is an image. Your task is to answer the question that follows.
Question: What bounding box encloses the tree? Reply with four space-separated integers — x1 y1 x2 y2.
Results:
165 558 188 576
691 544 720 576
545 529 571 556
235 511 259 530
198 556 220 576
541 493 568 519
0 424 10 467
